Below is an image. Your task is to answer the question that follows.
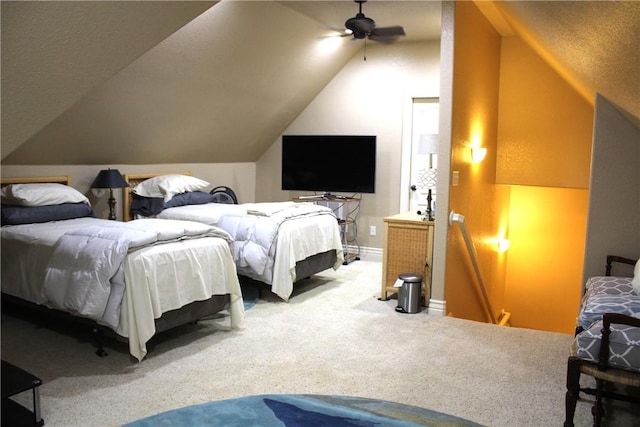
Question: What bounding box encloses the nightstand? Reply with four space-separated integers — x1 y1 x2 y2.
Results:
380 212 434 306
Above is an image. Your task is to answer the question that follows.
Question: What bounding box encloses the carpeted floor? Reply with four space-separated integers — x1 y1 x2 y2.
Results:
123 394 483 426
2 259 639 426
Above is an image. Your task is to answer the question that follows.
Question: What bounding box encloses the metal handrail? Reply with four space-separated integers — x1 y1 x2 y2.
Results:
449 211 497 324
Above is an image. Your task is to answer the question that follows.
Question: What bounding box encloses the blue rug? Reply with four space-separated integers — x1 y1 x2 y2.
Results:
123 394 483 426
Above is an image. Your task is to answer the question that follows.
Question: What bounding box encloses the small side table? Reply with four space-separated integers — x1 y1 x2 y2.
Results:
1 360 44 427
381 212 434 306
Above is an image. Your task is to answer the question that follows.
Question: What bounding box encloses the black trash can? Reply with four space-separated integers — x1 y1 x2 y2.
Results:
395 273 423 314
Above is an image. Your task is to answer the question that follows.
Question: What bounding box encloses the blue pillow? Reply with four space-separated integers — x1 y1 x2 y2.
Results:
130 196 165 217
165 191 216 208
1 203 96 226
131 191 216 218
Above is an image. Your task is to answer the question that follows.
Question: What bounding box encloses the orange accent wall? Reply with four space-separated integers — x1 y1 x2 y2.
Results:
445 1 509 323
495 32 593 334
446 2 594 333
505 186 588 333
496 37 594 188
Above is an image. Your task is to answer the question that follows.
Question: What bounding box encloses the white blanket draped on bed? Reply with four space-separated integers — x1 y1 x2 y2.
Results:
155 202 344 300
43 219 230 327
39 218 242 360
222 203 333 276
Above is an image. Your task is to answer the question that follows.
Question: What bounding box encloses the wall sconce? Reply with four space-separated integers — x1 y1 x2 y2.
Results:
484 236 510 253
91 169 129 220
497 238 510 253
470 146 487 163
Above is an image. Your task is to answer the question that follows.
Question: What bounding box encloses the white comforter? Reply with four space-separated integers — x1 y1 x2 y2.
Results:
154 202 344 300
1 217 244 361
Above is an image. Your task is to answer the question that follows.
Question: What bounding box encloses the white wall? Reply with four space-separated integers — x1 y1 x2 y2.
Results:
582 94 640 281
255 40 441 250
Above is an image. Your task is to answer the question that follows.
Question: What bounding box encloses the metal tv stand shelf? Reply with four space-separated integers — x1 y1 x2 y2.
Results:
293 194 361 265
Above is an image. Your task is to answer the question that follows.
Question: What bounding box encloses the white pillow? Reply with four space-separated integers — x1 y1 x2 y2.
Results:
1 183 90 207
632 259 640 295
133 174 209 202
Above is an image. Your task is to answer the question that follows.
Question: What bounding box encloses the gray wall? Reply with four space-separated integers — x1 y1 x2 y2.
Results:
582 94 640 282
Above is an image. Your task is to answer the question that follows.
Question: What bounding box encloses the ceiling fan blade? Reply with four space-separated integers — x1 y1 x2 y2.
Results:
369 25 406 44
370 26 406 38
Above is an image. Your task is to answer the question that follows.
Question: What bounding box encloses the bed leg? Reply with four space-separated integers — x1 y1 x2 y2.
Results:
92 328 108 357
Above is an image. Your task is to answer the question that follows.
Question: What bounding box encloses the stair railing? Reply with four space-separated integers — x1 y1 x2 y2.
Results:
449 211 497 324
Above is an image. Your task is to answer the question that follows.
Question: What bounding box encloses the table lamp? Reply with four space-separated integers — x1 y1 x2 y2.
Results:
91 169 129 220
418 134 438 220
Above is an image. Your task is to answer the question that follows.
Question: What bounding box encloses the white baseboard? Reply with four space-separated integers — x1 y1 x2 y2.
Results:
427 299 446 316
345 245 383 263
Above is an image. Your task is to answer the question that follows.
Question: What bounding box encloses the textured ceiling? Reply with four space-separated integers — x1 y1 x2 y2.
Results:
498 0 640 124
2 1 638 165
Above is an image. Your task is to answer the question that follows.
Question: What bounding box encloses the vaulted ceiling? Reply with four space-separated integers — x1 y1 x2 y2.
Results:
2 1 638 165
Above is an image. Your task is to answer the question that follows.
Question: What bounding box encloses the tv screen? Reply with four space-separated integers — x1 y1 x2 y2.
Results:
282 135 376 194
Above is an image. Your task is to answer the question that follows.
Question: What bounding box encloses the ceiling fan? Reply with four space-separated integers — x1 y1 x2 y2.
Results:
344 0 406 44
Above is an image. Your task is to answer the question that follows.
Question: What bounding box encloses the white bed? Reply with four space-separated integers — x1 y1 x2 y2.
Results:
1 176 244 361
124 173 344 301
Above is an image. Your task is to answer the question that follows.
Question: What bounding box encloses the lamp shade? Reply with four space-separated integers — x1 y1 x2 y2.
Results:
418 134 438 154
91 169 129 189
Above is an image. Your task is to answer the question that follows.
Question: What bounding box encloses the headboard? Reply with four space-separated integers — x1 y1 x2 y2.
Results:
122 172 192 222
1 176 71 187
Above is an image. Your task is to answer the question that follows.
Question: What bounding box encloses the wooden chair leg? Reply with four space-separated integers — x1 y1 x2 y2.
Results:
564 356 582 427
593 379 605 427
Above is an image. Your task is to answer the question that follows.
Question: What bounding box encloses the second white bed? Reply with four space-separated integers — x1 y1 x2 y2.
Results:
152 202 344 300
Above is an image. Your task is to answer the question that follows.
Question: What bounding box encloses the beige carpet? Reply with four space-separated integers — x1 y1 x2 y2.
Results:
2 260 638 426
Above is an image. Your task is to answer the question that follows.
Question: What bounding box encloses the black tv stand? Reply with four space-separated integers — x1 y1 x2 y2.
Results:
322 193 349 200
296 193 348 200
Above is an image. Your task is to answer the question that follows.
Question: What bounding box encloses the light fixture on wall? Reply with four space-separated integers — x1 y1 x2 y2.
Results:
91 169 129 220
470 146 487 163
497 238 510 253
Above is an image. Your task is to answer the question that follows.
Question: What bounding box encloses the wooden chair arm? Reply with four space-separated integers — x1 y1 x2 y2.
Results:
597 313 640 371
605 255 637 276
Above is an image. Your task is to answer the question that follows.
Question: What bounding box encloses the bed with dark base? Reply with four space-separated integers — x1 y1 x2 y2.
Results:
123 173 344 301
1 176 243 361
2 292 231 358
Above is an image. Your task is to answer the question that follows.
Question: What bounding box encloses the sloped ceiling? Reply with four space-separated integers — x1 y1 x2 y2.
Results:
2 1 638 165
1 1 217 161
496 1 640 125
4 0 427 165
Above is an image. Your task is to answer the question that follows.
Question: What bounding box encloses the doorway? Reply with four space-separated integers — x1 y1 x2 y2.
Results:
400 97 440 214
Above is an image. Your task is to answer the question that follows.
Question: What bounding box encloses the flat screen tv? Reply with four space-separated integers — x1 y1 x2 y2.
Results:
282 135 376 194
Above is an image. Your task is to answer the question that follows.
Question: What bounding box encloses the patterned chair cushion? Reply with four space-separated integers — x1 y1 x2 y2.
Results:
579 293 640 330
578 276 636 330
576 319 640 373
584 276 634 299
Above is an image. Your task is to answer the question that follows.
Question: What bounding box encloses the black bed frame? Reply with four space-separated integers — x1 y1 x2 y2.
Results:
1 292 230 359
